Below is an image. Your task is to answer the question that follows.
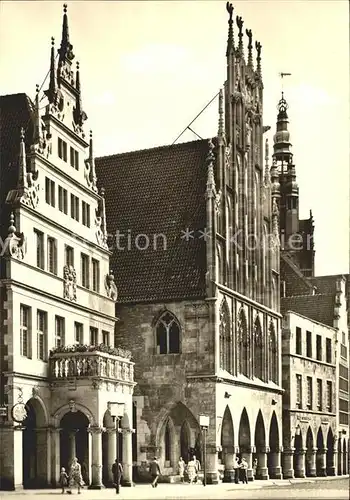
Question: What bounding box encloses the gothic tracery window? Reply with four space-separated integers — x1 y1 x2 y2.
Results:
237 308 249 376
253 316 263 380
219 299 231 373
155 311 180 354
268 321 278 383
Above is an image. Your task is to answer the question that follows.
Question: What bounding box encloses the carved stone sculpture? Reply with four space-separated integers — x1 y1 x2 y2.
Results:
105 271 118 302
63 265 77 302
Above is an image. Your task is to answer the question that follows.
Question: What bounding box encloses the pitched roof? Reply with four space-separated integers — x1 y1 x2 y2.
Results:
0 94 34 268
95 139 209 303
280 252 314 296
281 293 335 327
308 274 349 296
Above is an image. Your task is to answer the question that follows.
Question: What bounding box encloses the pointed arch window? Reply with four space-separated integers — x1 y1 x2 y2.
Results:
219 300 231 373
253 316 263 380
237 308 249 376
268 321 278 383
155 311 180 354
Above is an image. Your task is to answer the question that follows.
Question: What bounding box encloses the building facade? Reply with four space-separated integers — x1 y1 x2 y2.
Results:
281 311 337 479
96 4 284 483
0 7 135 490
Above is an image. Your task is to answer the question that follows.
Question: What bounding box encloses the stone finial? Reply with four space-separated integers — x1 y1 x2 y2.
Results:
255 40 262 75
246 29 253 68
226 2 234 56
264 138 271 185
8 213 16 235
236 16 244 53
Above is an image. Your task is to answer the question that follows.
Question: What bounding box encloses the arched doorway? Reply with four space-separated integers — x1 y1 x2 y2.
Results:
343 439 347 475
157 402 200 475
180 421 191 463
293 431 304 478
316 427 326 476
60 411 89 485
221 406 234 482
267 411 281 478
238 408 251 479
254 411 268 479
326 429 335 476
22 398 48 488
305 427 315 477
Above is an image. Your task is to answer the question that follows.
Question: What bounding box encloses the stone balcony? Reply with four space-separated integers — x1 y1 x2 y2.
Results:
49 344 134 384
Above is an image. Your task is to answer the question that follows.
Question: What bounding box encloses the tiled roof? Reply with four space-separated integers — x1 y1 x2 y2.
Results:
280 252 314 296
95 139 209 303
308 274 349 296
281 294 335 327
0 94 34 275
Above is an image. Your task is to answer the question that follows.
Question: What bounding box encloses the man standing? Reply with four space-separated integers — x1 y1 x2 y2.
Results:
149 457 161 488
241 457 248 484
192 455 201 483
112 459 123 493
233 456 240 484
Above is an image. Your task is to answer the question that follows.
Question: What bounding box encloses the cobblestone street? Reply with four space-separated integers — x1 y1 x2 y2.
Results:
2 476 349 500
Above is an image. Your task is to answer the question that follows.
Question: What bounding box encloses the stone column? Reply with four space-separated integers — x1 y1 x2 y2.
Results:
316 448 327 477
89 426 103 489
223 445 236 483
242 446 254 481
68 431 76 468
282 447 295 479
0 426 24 490
327 443 337 476
107 428 117 486
305 447 317 477
256 446 269 480
51 427 61 487
206 444 219 484
294 448 306 478
268 446 283 479
121 428 134 486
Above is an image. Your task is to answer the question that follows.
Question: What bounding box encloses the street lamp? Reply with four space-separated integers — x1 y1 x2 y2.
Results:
108 402 125 495
199 414 210 487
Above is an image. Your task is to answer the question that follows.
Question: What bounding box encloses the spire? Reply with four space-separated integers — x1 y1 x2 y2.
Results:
264 138 271 185
272 197 280 242
246 29 253 68
89 130 97 192
206 139 217 198
33 84 40 142
218 88 224 138
236 16 244 54
255 40 262 76
273 92 293 164
45 37 58 104
226 2 234 57
18 128 28 189
73 61 87 128
58 3 74 65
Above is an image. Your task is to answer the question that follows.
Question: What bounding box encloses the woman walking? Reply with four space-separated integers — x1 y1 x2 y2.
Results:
178 457 185 483
67 457 84 494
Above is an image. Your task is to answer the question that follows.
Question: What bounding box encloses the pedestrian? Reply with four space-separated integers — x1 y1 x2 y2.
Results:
241 457 248 484
178 456 185 483
67 457 84 494
112 459 123 492
149 456 161 488
192 455 201 483
253 458 258 479
186 457 197 484
233 456 240 484
59 467 69 494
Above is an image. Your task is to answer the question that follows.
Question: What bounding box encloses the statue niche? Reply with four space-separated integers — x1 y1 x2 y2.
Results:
63 265 77 302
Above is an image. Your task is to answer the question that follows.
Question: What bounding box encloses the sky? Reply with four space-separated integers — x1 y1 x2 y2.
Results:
0 0 349 277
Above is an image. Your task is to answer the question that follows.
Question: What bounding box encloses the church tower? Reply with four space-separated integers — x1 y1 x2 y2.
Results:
272 93 315 276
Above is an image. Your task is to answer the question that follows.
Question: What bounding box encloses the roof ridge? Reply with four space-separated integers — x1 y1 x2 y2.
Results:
95 137 209 161
282 293 335 298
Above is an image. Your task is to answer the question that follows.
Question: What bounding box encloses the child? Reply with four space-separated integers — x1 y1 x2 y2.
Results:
59 467 69 494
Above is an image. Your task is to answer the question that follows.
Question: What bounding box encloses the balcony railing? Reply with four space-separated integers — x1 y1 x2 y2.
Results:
49 344 134 383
